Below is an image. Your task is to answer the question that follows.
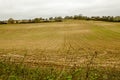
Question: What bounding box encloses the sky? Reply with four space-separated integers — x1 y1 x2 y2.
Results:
0 0 120 20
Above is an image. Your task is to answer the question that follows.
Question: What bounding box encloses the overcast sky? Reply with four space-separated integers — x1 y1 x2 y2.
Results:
0 0 120 20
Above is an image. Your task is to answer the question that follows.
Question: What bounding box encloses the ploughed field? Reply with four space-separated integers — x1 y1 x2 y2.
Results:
0 20 120 67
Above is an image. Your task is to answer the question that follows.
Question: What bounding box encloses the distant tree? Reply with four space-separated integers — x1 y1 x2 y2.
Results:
74 14 83 20
0 21 8 24
28 19 32 23
43 18 50 22
49 17 54 21
33 18 40 23
114 16 120 22
54 16 63 22
64 16 70 19
108 16 114 22
8 18 14 24
64 16 73 19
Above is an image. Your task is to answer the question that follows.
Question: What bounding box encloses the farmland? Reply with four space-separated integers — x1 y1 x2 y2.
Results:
0 20 120 80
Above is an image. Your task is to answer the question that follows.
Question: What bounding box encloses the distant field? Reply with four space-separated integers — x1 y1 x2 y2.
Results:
0 20 120 67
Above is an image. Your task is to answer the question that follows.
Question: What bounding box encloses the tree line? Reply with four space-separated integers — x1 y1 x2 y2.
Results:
0 17 63 24
64 14 120 22
0 14 120 24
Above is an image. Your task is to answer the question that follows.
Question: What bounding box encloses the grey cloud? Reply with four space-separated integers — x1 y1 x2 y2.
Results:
0 0 120 20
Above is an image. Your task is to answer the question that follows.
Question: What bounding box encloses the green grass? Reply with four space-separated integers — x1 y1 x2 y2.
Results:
0 55 120 80
0 20 120 80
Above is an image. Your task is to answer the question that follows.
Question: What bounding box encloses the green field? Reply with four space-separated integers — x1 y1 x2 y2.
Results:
0 20 120 80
